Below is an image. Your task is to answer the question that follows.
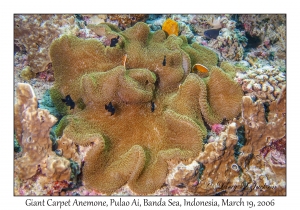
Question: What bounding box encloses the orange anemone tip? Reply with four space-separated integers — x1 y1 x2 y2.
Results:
192 64 209 73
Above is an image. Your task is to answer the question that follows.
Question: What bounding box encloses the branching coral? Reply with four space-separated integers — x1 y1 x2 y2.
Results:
49 22 243 194
195 122 242 195
14 83 71 182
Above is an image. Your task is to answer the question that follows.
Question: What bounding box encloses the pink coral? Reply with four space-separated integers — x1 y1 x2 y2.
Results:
36 63 54 81
211 124 224 135
264 38 271 48
46 180 69 195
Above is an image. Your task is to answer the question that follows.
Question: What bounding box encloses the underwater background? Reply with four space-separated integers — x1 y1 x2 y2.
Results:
13 14 286 196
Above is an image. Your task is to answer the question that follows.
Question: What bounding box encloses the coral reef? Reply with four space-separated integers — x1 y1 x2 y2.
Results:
106 14 148 30
48 22 243 194
20 66 35 81
195 122 243 195
238 86 286 183
175 15 248 61
207 27 247 61
56 135 81 168
82 14 107 25
235 65 286 102
13 14 286 196
168 108 285 195
188 15 231 34
239 14 286 67
165 86 285 196
36 63 54 82
14 15 78 73
211 124 224 135
14 52 54 102
14 83 71 183
15 178 70 196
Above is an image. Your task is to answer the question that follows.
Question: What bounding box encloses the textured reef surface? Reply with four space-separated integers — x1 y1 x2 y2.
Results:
14 14 286 196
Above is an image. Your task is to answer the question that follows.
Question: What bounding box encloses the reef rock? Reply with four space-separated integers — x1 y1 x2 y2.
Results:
14 83 71 182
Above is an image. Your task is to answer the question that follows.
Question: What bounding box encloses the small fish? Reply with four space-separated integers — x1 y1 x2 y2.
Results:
105 102 115 115
55 149 63 157
110 36 120 47
122 54 127 67
204 28 221 39
151 101 155 112
192 64 209 73
176 183 186 188
62 95 75 110
162 55 166 66
250 95 257 102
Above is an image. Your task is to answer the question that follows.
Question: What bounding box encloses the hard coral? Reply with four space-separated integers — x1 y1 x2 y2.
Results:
188 15 231 34
239 14 286 63
170 110 285 196
49 22 243 194
20 66 35 81
107 14 148 30
187 15 247 61
239 86 286 160
237 87 286 194
14 83 71 182
236 65 286 102
207 28 247 61
196 122 242 195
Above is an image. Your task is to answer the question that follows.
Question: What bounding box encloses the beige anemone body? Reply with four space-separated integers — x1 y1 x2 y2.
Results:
49 22 243 194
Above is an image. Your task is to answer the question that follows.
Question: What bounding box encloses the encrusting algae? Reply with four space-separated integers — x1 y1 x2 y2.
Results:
47 22 243 194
